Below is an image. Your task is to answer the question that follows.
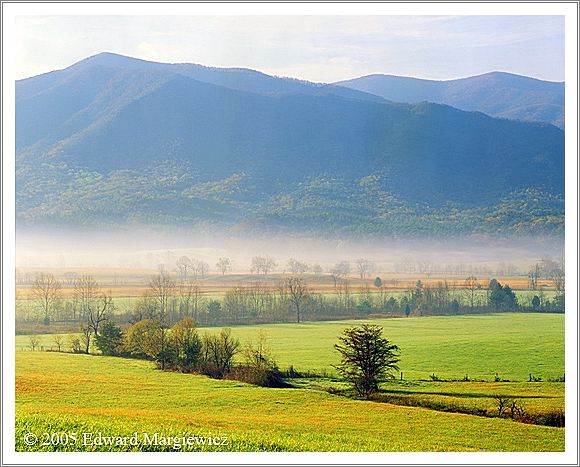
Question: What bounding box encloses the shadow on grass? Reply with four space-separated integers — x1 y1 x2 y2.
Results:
384 389 557 400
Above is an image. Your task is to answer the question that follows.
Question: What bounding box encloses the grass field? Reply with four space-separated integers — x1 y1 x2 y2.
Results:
16 313 564 381
16 351 564 452
15 313 565 451
218 314 565 381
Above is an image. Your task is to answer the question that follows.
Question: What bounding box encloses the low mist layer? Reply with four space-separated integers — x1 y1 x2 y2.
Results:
16 227 564 274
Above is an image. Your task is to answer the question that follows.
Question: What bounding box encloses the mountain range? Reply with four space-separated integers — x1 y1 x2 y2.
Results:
337 72 564 129
16 53 565 237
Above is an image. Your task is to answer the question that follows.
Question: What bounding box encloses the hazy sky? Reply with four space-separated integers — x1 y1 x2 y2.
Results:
16 15 565 82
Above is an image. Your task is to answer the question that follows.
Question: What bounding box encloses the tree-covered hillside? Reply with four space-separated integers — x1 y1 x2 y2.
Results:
16 54 565 237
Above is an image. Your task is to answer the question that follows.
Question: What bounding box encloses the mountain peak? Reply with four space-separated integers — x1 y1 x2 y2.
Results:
15 54 564 235
70 52 160 71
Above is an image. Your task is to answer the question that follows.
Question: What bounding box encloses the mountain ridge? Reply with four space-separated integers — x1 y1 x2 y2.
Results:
336 72 564 128
15 53 565 237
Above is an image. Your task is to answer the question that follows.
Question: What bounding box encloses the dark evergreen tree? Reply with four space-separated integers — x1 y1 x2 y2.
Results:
95 320 124 356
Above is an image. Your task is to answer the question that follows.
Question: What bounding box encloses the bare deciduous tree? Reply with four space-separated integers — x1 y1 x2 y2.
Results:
284 276 310 323
146 273 177 367
131 294 157 323
202 328 240 377
335 277 352 312
64 272 79 287
287 258 309 274
550 268 565 293
178 280 205 322
332 261 351 277
247 282 268 317
216 257 232 275
176 256 193 282
541 259 565 292
528 263 541 290
28 335 40 351
262 256 277 275
251 256 277 275
311 264 323 275
355 258 374 279
464 276 480 308
74 275 113 349
330 260 351 287
52 334 64 352
68 335 82 353
148 272 176 323
193 260 210 278
33 273 61 325
80 323 92 354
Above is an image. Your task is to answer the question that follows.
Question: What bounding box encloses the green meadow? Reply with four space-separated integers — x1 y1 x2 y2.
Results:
16 313 564 381
222 313 565 381
15 313 565 452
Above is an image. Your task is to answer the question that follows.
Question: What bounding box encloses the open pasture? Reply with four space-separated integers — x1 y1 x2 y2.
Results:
16 351 564 452
16 313 564 381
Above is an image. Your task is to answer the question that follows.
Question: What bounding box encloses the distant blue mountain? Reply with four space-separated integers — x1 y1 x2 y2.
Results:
336 72 564 128
15 53 564 236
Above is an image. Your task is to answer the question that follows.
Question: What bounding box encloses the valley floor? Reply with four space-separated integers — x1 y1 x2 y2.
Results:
15 313 565 452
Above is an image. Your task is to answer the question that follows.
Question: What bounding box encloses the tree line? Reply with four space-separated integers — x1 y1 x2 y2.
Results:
25 269 564 330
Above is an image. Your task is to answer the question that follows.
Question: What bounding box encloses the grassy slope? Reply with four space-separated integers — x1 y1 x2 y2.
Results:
16 352 564 452
16 313 564 380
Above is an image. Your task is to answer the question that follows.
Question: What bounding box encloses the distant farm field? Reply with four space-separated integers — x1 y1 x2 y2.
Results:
16 351 564 452
15 269 556 299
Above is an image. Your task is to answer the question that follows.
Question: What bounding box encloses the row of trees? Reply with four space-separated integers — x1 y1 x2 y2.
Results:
87 317 283 387
122 318 240 375
175 255 375 278
527 259 565 291
32 274 113 339
18 255 564 287
25 272 564 328
93 319 401 398
391 258 565 280
20 257 381 288
46 308 400 398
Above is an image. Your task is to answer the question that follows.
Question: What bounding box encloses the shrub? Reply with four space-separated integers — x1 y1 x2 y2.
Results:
68 336 83 354
199 328 239 378
231 332 290 387
536 409 565 427
170 316 202 372
494 395 514 417
124 319 175 369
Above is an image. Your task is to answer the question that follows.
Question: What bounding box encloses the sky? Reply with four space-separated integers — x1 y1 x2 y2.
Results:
15 15 565 83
